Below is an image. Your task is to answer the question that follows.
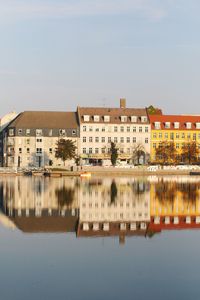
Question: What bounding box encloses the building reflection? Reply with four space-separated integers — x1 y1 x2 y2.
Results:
0 176 200 241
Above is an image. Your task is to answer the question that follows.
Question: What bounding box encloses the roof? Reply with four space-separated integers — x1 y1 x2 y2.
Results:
8 111 79 129
11 216 78 233
149 115 200 130
77 107 149 124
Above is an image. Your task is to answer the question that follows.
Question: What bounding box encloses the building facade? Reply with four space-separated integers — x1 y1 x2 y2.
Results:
77 99 151 165
1 111 80 168
149 115 200 163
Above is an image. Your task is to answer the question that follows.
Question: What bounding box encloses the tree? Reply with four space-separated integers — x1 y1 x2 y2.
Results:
56 187 75 208
132 144 146 165
110 142 118 166
181 141 200 164
154 141 177 165
55 139 77 166
110 180 118 204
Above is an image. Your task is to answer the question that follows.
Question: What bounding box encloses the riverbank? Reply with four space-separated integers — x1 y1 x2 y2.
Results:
0 166 199 177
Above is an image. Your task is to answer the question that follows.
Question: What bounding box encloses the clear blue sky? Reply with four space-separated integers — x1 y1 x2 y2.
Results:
0 0 200 116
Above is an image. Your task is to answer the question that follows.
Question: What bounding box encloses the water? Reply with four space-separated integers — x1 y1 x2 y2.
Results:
0 175 200 300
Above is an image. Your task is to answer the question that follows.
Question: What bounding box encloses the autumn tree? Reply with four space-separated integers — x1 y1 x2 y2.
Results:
132 144 146 165
181 141 200 164
154 141 177 165
55 139 77 166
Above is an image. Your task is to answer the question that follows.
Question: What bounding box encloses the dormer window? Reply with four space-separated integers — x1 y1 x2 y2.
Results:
155 122 161 129
196 123 200 129
36 129 43 137
165 122 170 129
93 115 100 122
121 116 127 122
141 116 147 123
186 122 192 129
174 122 179 129
104 115 110 122
131 116 137 123
59 129 66 136
83 115 90 122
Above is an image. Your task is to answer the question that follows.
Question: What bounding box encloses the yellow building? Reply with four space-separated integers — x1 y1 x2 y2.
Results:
149 115 200 163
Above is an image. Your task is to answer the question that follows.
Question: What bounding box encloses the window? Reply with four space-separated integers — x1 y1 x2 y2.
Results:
72 129 76 135
182 133 185 138
141 116 147 123
101 137 105 143
165 133 168 139
89 137 93 142
83 126 86 132
102 148 105 154
174 122 179 129
155 122 160 129
9 129 14 136
49 148 53 154
36 138 42 143
102 127 105 132
95 137 99 142
193 134 196 140
126 137 130 143
49 129 53 136
89 126 93 132
19 148 22 154
18 129 23 135
83 148 86 154
145 138 149 144
153 143 156 149
131 116 137 123
83 137 86 142
120 137 124 143
94 115 100 122
145 126 149 133
114 137 118 143
186 122 192 129
27 148 30 154
159 133 162 138
59 129 66 136
133 137 136 143
153 133 157 138
196 123 200 129
165 122 170 129
127 126 130 132
89 148 92 154
26 139 30 145
120 126 124 132
104 115 110 122
170 133 174 140
83 115 90 122
36 129 43 137
176 143 180 149
36 148 42 154
95 148 99 154
121 116 127 122
26 129 30 136
108 137 111 143
133 126 136 132
176 133 180 139
139 127 142 133
95 127 99 132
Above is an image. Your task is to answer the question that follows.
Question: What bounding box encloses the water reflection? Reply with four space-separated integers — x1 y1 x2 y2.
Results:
0 176 200 242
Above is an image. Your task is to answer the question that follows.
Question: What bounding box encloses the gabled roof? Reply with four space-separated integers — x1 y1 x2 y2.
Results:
77 107 149 124
7 111 79 129
149 115 200 130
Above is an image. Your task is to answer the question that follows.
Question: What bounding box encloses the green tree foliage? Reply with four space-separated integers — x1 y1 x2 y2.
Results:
56 187 75 208
55 139 77 165
110 142 118 166
147 105 162 115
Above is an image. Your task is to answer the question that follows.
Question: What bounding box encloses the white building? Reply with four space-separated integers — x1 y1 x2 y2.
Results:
77 99 151 165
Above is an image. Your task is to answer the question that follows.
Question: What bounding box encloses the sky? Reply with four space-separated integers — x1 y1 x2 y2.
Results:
0 0 200 116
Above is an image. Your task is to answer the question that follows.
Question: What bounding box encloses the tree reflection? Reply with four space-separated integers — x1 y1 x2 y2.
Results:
56 187 75 208
110 180 118 204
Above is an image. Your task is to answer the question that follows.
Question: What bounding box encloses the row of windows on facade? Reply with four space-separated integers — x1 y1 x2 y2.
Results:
10 147 54 154
154 121 200 129
152 132 200 140
9 128 77 137
152 142 200 149
82 125 149 133
83 115 148 123
82 147 144 154
82 201 148 208
81 212 149 219
82 136 149 143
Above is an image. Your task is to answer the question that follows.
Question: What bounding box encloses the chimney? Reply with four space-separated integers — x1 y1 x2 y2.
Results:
120 98 126 109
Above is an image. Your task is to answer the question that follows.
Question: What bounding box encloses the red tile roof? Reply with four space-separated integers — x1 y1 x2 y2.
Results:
149 115 200 130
